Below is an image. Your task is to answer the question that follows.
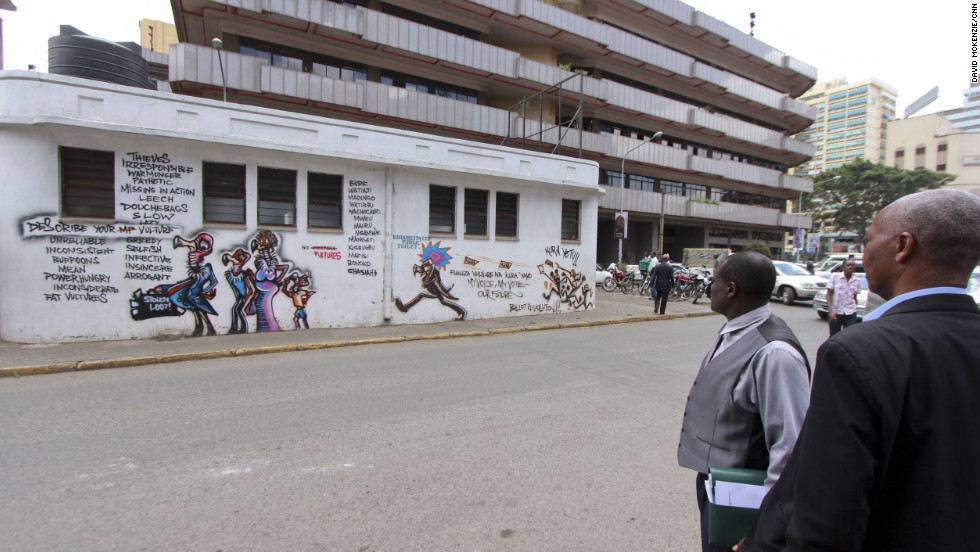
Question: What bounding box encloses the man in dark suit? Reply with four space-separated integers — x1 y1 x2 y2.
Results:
737 189 980 551
652 253 675 314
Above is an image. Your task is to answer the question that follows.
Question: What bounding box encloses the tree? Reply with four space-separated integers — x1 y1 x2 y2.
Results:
804 160 953 237
745 240 772 258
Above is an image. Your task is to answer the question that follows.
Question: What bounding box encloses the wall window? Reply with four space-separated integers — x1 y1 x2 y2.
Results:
495 192 519 238
561 199 580 241
308 172 343 229
464 188 488 236
937 164 946 171
429 185 455 234
203 162 246 224
937 144 947 152
380 69 479 104
60 146 114 218
258 167 297 226
239 37 368 82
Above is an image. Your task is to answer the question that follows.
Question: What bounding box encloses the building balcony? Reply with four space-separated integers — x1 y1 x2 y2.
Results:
599 186 810 230
170 44 808 196
186 0 813 131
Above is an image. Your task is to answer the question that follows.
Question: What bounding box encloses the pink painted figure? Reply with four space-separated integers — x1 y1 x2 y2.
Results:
249 230 288 332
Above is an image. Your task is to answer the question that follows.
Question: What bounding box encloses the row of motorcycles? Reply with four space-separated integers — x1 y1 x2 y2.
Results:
603 264 713 303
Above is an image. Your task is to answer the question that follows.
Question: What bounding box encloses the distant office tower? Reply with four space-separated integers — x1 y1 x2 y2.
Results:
941 83 980 133
790 78 897 177
166 0 817 260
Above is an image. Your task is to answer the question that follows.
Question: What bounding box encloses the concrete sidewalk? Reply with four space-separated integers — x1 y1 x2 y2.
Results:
0 293 716 377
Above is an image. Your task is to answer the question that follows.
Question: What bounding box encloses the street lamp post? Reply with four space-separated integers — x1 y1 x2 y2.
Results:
796 174 841 261
618 131 662 264
211 38 227 102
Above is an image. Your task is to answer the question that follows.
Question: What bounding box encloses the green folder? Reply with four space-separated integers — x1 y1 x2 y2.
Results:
707 467 767 547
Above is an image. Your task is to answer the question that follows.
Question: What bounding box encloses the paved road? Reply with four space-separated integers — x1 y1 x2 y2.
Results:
0 301 826 552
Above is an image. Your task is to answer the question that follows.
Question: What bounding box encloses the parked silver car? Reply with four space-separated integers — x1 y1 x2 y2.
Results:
771 261 828 304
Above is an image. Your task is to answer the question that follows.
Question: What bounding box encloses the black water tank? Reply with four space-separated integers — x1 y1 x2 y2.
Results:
48 25 156 90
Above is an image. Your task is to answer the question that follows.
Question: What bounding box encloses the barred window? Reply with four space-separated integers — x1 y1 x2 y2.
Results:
561 199 580 241
495 192 519 238
464 188 488 236
308 172 343 229
258 167 296 226
429 185 455 234
60 147 114 218
203 162 246 224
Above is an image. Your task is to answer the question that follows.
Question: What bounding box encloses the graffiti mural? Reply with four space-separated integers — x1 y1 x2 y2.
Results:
130 232 219 336
249 230 290 332
395 241 467 321
221 248 255 334
538 259 593 311
282 271 316 329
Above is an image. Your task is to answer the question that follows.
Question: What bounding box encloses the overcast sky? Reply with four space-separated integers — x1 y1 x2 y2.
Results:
1 0 972 116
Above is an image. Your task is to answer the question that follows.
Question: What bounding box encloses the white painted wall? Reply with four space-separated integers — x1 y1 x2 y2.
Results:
0 72 599 343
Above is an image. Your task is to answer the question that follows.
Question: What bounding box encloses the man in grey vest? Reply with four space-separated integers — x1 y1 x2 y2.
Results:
677 252 811 552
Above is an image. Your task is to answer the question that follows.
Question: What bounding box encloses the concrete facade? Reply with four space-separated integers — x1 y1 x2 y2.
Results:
0 72 600 343
886 113 980 196
163 0 816 262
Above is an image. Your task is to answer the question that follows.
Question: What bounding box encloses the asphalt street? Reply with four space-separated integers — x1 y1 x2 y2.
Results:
0 300 828 551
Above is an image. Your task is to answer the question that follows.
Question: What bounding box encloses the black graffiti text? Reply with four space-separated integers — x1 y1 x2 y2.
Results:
346 180 379 277
544 245 581 267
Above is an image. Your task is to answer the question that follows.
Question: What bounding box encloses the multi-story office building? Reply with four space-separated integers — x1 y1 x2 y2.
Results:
887 113 980 196
791 78 896 178
166 0 816 262
941 82 980 134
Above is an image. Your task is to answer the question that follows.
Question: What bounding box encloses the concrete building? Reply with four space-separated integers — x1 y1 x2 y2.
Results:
791 78 897 177
139 18 179 55
164 0 817 262
0 71 601 343
940 82 980 134
887 113 980 196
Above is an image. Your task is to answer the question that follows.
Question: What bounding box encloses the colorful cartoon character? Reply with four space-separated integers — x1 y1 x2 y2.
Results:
250 230 289 332
395 241 466 321
152 232 219 336
222 248 255 334
282 271 315 329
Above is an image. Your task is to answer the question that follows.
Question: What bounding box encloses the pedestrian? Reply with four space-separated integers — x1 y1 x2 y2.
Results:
825 259 861 335
678 251 811 552
738 189 980 551
648 251 660 300
651 253 675 313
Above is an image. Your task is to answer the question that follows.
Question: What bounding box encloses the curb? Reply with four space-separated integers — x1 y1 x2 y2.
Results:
0 311 717 378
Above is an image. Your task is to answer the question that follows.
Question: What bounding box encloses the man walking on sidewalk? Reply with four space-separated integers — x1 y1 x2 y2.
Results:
652 254 675 314
826 259 860 335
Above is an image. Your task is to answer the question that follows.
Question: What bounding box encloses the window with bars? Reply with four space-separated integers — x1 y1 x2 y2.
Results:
561 199 580 241
203 162 246 224
60 146 115 218
495 192 518 238
464 188 488 236
258 167 297 226
308 172 343 229
429 185 455 234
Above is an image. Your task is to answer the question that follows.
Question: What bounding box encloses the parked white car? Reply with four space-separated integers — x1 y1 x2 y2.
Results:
771 261 828 304
595 264 615 292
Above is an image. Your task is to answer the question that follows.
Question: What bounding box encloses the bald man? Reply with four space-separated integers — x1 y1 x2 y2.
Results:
738 189 980 551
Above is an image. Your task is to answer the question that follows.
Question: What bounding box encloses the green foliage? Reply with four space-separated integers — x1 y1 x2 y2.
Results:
745 240 772 258
690 197 720 205
804 160 953 237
